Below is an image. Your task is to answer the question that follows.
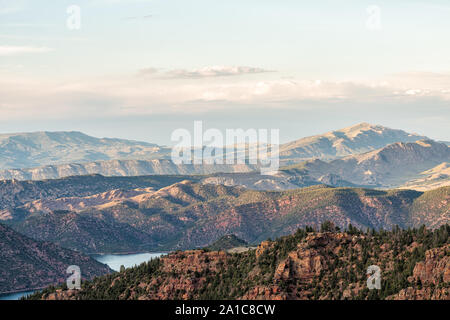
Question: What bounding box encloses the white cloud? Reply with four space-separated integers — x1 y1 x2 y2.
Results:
0 46 53 56
140 66 274 79
1 70 449 121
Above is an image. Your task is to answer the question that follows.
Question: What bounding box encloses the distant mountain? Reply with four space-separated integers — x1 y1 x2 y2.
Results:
0 123 432 180
0 131 170 170
27 226 450 300
299 139 450 188
201 140 450 191
6 181 449 253
279 122 428 163
0 223 111 294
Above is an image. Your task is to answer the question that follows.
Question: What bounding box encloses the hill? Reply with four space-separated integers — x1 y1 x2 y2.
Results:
206 235 248 251
0 223 111 294
27 224 450 300
0 174 196 217
6 181 449 253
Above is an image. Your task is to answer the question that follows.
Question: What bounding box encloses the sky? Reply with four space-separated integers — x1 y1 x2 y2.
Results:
0 0 449 145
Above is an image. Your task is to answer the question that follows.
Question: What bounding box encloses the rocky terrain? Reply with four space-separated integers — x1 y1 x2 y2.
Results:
27 224 449 300
0 174 196 217
0 223 111 294
5 181 449 253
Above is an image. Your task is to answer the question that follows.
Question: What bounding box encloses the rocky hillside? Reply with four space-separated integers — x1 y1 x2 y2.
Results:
0 131 170 170
27 224 449 300
19 187 156 214
0 174 196 217
0 223 111 294
279 123 427 163
6 181 449 253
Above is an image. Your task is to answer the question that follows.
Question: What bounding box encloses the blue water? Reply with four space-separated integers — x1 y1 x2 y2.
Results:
93 252 164 272
0 252 164 300
0 290 35 301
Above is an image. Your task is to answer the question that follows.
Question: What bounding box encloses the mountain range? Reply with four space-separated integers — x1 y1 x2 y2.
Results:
201 139 450 191
0 123 436 180
0 124 448 192
0 131 171 170
3 180 448 253
279 122 428 163
1 122 449 297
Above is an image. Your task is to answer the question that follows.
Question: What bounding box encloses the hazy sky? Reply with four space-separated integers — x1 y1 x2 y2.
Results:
1 0 449 144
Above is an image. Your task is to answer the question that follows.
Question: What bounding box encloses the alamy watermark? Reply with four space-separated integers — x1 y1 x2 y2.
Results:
366 5 382 30
171 121 280 175
67 5 81 30
66 265 81 290
366 265 381 290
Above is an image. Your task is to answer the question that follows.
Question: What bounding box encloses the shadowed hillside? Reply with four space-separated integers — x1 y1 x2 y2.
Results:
0 223 111 294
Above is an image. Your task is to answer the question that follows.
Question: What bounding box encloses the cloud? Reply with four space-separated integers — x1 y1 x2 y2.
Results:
0 46 53 56
1 72 450 123
139 66 275 79
387 71 450 91
138 67 159 75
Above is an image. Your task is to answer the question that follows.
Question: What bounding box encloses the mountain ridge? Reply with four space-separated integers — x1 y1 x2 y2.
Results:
5 181 449 253
0 123 435 179
279 122 428 163
0 131 170 170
